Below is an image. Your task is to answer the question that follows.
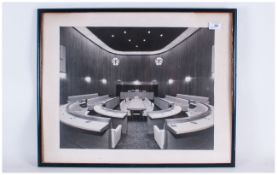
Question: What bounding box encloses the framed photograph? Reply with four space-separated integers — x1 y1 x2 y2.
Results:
38 8 236 167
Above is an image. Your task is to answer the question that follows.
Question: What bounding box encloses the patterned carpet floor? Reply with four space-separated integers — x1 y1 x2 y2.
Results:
116 120 159 149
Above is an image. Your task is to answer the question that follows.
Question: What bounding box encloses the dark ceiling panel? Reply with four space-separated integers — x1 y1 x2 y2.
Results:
87 27 187 51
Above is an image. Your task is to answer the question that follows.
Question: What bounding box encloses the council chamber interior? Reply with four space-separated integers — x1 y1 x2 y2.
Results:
59 26 215 149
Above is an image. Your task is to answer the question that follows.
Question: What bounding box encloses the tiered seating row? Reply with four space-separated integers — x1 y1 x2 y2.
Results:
60 104 122 148
87 95 110 110
147 97 182 134
67 93 98 103
153 103 214 149
61 93 213 149
166 104 213 134
148 105 182 119
94 104 127 119
93 97 128 134
164 95 189 111
154 97 173 110
61 95 129 148
61 105 110 132
104 97 120 109
176 94 209 104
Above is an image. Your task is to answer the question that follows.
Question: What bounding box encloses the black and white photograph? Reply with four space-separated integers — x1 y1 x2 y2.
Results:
38 10 235 166
59 26 215 150
3 2 276 172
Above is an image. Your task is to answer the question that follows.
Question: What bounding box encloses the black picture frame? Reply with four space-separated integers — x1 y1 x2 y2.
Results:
38 8 237 167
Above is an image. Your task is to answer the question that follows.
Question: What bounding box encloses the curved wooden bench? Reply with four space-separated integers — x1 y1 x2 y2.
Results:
154 97 173 110
164 95 189 111
61 105 110 132
87 95 110 110
67 93 98 103
169 102 211 123
176 94 209 104
147 103 182 134
94 104 127 119
166 106 213 135
66 101 88 116
103 97 120 109
153 103 214 149
94 99 128 134
148 105 182 119
60 104 122 149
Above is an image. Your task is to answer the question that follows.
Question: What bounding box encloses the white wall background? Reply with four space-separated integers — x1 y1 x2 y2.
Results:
2 2 275 172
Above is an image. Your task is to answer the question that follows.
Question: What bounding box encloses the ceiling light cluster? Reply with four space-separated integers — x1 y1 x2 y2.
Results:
110 29 165 50
87 26 187 52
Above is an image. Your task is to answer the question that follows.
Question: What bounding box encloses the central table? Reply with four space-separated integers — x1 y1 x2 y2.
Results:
126 96 146 119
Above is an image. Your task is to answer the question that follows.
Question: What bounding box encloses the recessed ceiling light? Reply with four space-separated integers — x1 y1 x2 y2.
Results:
128 39 132 42
168 79 174 85
123 30 127 34
160 34 163 37
185 76 192 83
111 34 115 38
135 45 139 48
84 76 91 83
143 39 146 42
101 78 107 85
133 80 141 85
147 30 151 34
